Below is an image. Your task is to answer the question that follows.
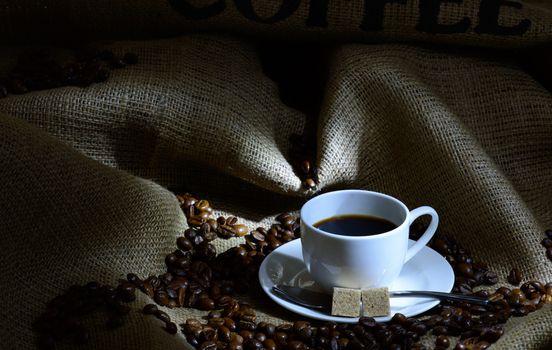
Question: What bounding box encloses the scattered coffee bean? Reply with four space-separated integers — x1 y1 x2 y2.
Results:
508 268 523 286
117 282 136 302
436 334 450 348
166 322 178 334
143 304 158 315
303 178 316 189
154 310 171 324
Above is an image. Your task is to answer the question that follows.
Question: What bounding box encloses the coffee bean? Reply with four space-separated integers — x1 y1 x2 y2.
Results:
298 160 310 174
243 338 263 350
239 330 254 340
482 271 498 285
263 339 276 350
521 281 544 294
253 332 266 342
228 341 244 350
239 321 257 332
273 331 288 345
435 334 450 348
456 263 474 278
455 283 472 295
496 287 512 298
303 178 316 189
154 290 170 306
165 322 178 334
359 317 377 329
143 304 158 315
391 313 407 325
480 325 504 343
507 268 523 286
233 224 249 237
409 322 427 336
177 237 194 251
116 282 136 302
433 326 449 336
165 253 178 267
200 340 217 350
154 310 171 323
126 273 142 286
293 320 310 333
287 340 305 350
175 257 192 270
201 326 217 342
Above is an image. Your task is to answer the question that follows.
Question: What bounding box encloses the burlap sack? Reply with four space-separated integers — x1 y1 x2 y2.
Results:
0 0 551 48
0 36 305 194
1 35 552 349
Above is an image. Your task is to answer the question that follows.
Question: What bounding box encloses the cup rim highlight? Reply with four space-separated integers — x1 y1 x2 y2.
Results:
300 189 409 241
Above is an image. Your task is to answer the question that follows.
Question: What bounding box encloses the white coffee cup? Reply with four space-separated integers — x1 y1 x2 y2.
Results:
300 189 438 292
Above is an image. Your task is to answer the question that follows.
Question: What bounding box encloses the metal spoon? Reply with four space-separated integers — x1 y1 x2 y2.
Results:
272 285 489 312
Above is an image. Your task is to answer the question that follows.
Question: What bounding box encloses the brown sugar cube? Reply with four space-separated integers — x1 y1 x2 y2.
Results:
361 287 390 317
331 287 361 317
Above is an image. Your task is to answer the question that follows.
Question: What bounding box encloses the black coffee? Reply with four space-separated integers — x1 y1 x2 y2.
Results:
314 215 397 236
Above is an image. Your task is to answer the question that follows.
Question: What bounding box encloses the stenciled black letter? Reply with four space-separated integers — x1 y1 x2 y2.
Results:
416 0 470 34
475 0 531 35
361 0 407 31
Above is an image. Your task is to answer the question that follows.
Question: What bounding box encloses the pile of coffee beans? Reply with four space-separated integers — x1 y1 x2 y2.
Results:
429 235 499 295
177 194 250 238
34 193 552 349
0 48 137 97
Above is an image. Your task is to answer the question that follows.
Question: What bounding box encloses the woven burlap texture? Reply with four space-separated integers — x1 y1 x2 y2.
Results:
0 36 305 194
0 0 550 47
1 37 552 349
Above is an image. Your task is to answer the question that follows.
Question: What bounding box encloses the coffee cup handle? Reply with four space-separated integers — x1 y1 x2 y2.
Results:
404 206 439 263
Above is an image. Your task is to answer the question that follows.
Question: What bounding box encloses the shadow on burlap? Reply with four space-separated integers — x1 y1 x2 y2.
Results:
1 36 551 349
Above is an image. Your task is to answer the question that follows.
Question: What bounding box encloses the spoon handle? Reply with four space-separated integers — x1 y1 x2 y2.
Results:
390 291 489 306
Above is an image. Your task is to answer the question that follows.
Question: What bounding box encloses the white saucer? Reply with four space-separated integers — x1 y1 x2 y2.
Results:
258 239 454 323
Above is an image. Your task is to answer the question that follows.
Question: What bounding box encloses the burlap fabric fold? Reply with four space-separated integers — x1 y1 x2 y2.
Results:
317 44 552 282
1 35 552 349
0 36 305 194
0 0 551 48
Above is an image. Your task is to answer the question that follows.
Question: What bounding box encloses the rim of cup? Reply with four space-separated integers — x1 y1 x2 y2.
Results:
300 189 409 240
